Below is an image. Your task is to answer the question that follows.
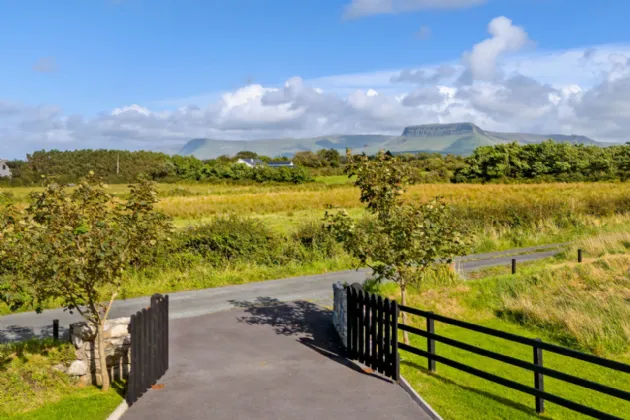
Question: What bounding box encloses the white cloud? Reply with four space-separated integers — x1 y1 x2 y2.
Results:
3 17 630 159
463 16 531 81
344 0 487 19
111 104 151 117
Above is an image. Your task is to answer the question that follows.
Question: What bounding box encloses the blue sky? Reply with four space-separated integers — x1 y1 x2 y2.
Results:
1 0 630 158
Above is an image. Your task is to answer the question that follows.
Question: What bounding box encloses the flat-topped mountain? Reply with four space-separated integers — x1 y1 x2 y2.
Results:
402 122 485 137
180 123 602 159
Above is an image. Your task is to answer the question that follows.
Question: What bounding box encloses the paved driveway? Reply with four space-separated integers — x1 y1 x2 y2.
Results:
123 298 431 420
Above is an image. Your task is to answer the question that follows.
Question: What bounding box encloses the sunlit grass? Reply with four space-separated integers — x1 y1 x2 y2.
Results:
372 232 630 420
0 339 123 419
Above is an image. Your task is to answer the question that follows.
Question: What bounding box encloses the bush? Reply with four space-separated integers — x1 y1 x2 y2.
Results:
292 221 339 257
174 216 281 266
0 192 14 205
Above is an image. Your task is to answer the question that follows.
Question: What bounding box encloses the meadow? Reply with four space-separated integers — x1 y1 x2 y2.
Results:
4 179 630 299
3 178 630 315
372 232 630 420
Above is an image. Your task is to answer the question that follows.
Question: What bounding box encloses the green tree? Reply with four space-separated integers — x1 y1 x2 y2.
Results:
234 151 258 159
316 148 341 167
0 173 172 392
293 151 322 168
326 150 467 343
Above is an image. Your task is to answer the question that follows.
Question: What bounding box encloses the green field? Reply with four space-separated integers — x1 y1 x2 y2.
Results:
374 234 630 420
4 178 630 313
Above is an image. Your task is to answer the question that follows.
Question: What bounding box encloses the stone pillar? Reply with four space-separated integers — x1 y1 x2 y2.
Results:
332 282 348 348
66 317 131 386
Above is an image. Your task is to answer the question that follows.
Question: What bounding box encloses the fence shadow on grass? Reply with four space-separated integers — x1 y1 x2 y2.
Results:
228 297 392 383
400 359 548 419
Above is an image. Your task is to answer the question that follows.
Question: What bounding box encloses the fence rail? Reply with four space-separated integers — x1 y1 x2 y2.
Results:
344 286 630 420
397 304 630 420
126 293 169 406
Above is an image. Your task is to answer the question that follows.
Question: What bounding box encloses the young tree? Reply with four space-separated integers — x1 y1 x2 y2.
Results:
326 150 467 343
0 173 171 391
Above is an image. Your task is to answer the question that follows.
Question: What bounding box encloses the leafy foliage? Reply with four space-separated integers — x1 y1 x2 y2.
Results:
326 150 468 342
0 173 171 391
456 140 630 183
1 149 313 186
175 216 280 265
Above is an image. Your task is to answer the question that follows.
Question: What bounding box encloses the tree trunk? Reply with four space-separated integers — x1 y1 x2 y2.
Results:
96 322 110 392
400 284 409 345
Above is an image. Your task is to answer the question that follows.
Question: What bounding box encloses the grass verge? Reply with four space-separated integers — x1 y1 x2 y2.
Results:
0 339 124 419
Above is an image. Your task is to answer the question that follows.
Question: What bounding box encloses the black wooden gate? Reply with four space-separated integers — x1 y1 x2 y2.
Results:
126 293 169 406
346 286 399 380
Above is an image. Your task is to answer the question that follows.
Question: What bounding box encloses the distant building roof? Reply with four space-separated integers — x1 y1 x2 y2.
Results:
267 161 294 167
237 158 264 167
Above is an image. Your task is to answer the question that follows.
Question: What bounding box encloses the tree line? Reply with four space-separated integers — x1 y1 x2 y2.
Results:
1 149 312 185
3 140 630 186
284 141 630 183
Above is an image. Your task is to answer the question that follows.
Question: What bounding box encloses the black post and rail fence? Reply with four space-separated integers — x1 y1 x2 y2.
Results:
345 286 630 420
126 293 170 407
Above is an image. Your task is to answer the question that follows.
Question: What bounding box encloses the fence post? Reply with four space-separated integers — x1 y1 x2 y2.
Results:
370 294 378 370
534 338 545 414
578 249 583 263
384 298 391 377
165 295 169 371
391 300 400 382
141 308 148 392
358 290 365 364
376 295 384 374
53 319 59 341
346 287 353 357
512 258 517 275
427 313 436 372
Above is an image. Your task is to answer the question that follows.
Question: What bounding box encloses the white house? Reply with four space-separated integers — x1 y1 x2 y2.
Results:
0 160 11 178
236 158 294 168
267 161 294 168
236 158 264 168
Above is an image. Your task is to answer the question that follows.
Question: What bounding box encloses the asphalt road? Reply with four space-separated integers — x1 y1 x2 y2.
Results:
123 305 431 420
0 244 565 343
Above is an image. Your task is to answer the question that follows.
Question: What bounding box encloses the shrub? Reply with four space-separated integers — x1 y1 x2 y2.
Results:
292 221 339 257
0 192 14 205
175 216 281 266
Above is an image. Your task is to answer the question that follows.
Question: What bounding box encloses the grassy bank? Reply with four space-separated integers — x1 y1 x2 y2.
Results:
374 232 630 419
0 339 123 419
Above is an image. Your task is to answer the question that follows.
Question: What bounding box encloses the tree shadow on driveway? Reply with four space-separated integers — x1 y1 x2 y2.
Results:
228 297 392 383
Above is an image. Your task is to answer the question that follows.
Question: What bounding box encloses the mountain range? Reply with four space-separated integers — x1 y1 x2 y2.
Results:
179 122 606 159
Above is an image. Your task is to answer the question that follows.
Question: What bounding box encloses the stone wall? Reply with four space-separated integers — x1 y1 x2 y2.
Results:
332 282 347 348
61 317 131 386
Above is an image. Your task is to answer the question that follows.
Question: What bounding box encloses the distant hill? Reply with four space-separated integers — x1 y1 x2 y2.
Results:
179 123 603 159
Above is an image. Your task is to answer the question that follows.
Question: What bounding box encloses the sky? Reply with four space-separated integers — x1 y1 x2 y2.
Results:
1 0 630 159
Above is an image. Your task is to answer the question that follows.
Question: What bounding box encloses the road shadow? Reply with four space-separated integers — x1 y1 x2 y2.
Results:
228 297 392 384
0 323 68 344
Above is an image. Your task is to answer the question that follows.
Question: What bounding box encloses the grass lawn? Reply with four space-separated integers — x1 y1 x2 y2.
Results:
400 318 630 420
3 387 123 420
0 339 124 419
374 233 630 420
